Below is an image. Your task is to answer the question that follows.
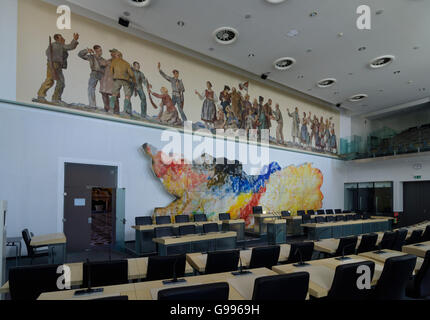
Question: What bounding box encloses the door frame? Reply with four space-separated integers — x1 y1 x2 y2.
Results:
57 157 123 233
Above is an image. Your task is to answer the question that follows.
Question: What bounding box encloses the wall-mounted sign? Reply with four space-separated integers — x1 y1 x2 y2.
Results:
74 198 86 207
413 175 422 180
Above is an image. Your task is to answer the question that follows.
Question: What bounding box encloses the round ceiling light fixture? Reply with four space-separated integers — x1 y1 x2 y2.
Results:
317 78 337 88
265 0 287 4
273 57 296 70
348 94 368 102
126 0 151 7
369 55 395 69
213 27 239 45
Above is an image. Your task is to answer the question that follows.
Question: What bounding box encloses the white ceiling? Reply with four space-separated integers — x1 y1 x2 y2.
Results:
62 0 430 116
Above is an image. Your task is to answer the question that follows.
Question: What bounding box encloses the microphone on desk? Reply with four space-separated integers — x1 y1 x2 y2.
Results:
232 255 252 276
374 243 386 255
293 247 310 267
335 242 355 261
74 259 104 296
163 256 187 285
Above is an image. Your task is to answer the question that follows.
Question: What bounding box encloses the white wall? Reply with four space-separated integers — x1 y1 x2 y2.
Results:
0 0 17 100
0 101 345 256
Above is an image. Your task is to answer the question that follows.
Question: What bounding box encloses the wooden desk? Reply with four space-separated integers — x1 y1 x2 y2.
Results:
222 219 245 241
272 255 384 298
253 213 280 234
186 244 291 274
358 249 423 273
31 233 67 264
133 267 277 300
314 233 385 255
153 231 237 256
38 283 137 300
402 241 430 258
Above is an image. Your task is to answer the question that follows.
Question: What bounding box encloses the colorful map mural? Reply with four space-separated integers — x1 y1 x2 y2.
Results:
143 143 324 227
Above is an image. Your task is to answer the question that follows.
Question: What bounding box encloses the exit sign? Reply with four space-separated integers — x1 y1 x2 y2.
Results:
414 175 422 180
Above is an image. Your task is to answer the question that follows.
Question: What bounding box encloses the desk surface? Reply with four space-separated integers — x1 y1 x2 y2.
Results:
222 219 245 225
152 231 237 245
38 267 276 300
358 249 423 272
186 244 291 273
301 218 388 228
402 241 430 258
30 233 66 246
132 221 223 231
314 233 385 254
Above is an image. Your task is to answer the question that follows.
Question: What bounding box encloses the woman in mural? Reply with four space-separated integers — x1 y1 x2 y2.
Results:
195 81 218 129
213 106 226 129
219 86 231 115
149 86 181 125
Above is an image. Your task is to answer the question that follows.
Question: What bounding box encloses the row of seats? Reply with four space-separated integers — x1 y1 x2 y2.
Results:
154 223 220 237
302 212 367 224
135 213 233 226
297 209 344 215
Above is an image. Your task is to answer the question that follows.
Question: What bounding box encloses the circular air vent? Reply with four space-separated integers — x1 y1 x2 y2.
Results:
127 0 151 7
317 78 337 88
273 57 296 70
369 55 395 69
213 27 239 45
348 94 368 102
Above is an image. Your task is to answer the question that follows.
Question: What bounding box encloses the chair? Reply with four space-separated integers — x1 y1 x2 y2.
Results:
178 224 196 236
326 209 334 215
379 231 397 250
21 229 48 264
406 250 430 298
406 229 423 245
285 242 314 264
203 223 219 233
392 229 408 251
317 210 325 215
297 210 306 216
135 216 152 225
333 236 358 257
83 260 128 288
9 264 60 300
154 226 174 238
252 272 309 301
302 215 313 224
326 261 375 300
146 254 186 281
421 225 430 242
373 254 417 300
253 206 263 214
353 214 361 220
249 245 280 269
281 211 290 217
205 249 240 274
334 209 342 214
218 213 231 221
343 210 352 213
345 215 354 221
156 216 171 225
356 233 378 254
335 215 345 222
307 210 315 216
315 216 326 223
158 282 229 301
194 214 207 222
326 215 335 222
175 215 190 223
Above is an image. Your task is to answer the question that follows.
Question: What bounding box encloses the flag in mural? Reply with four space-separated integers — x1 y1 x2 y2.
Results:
143 143 324 227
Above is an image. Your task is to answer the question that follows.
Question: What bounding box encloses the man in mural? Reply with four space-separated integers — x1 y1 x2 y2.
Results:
273 103 284 144
110 51 136 116
36 33 79 105
241 94 252 129
287 107 300 144
100 49 120 114
157 62 187 122
230 87 242 124
131 61 150 118
263 98 274 130
78 45 107 108
219 86 231 116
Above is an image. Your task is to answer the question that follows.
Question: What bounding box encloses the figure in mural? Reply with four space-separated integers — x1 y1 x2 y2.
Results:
78 45 107 108
142 143 324 226
158 63 187 122
213 106 226 130
36 33 79 105
195 81 218 129
300 112 311 147
230 88 242 124
287 107 300 144
149 87 181 125
131 61 150 118
330 126 337 153
219 86 231 116
241 94 252 130
263 99 274 130
225 106 239 130
99 49 120 113
273 103 284 144
110 51 136 115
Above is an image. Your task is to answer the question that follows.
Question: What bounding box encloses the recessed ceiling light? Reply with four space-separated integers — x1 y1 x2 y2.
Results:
177 21 185 27
306 49 312 53
407 80 413 84
244 14 252 19
265 0 287 3
317 78 337 88
358 46 367 51
213 27 239 45
376 9 384 15
127 0 151 7
369 55 395 69
394 70 401 74
348 72 354 76
123 11 131 17
338 32 344 37
413 46 420 50
273 57 296 70
208 47 214 51
349 94 368 102
287 29 299 37
309 11 318 17
378 89 384 92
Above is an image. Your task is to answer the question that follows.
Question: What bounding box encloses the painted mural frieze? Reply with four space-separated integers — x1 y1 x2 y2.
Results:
143 143 324 226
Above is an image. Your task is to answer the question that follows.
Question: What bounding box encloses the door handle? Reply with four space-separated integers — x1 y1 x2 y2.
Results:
122 218 127 224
